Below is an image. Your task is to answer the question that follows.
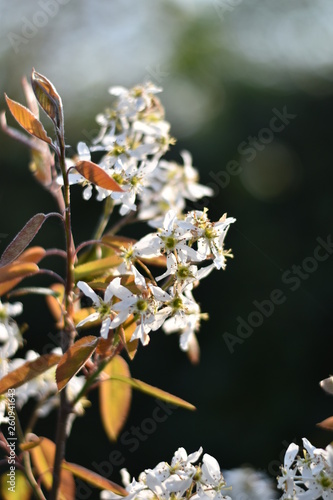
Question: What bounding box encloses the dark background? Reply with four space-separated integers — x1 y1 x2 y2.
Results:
1 1 333 498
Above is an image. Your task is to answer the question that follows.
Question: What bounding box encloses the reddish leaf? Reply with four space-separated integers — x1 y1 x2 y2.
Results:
100 356 132 441
317 416 333 431
15 246 46 264
119 316 139 360
22 75 39 117
45 283 65 326
0 262 39 284
0 246 45 296
186 333 200 365
101 234 136 249
108 375 196 411
31 69 63 129
62 462 128 496
75 161 123 192
30 437 75 499
4 95 52 145
0 214 47 267
0 353 61 396
56 336 99 391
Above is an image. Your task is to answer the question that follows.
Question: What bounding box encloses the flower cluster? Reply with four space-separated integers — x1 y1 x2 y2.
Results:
63 82 213 220
277 438 333 499
0 299 23 359
0 300 86 431
77 208 235 349
224 467 277 499
100 447 231 499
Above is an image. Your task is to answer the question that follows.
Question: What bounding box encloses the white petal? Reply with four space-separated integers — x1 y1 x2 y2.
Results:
100 317 111 339
77 281 99 305
77 142 91 160
76 312 100 328
149 285 171 302
110 310 130 328
6 302 23 317
132 266 147 287
284 443 299 469
187 447 203 464
108 86 127 96
104 283 115 304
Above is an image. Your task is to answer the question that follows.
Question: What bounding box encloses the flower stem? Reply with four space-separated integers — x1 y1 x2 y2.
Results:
50 130 76 500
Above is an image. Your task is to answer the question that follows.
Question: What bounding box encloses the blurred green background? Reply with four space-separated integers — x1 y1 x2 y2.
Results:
2 0 333 497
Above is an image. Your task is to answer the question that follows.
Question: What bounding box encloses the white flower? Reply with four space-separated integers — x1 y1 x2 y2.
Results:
8 349 58 410
181 210 236 270
100 447 230 500
138 151 214 221
223 466 277 499
57 142 95 200
155 252 214 284
277 439 333 499
76 281 117 339
108 278 170 346
109 82 162 118
139 210 205 262
0 300 23 358
0 358 9 424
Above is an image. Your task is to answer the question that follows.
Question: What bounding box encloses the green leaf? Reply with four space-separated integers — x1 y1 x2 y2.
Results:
75 160 123 192
0 354 61 396
62 462 128 496
56 336 99 391
100 355 132 441
0 470 32 499
0 214 47 268
74 255 123 281
104 375 196 411
4 94 52 145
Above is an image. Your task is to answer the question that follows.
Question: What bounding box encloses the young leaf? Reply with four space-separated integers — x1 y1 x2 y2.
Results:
56 336 99 391
30 437 75 499
4 95 52 145
106 375 196 411
0 214 47 268
0 246 45 296
0 262 39 284
16 246 46 264
31 69 63 131
62 462 128 496
317 416 333 431
0 470 32 500
0 353 61 396
100 355 132 441
101 234 136 249
20 434 43 452
119 316 139 360
75 160 123 192
74 255 123 281
45 283 65 327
